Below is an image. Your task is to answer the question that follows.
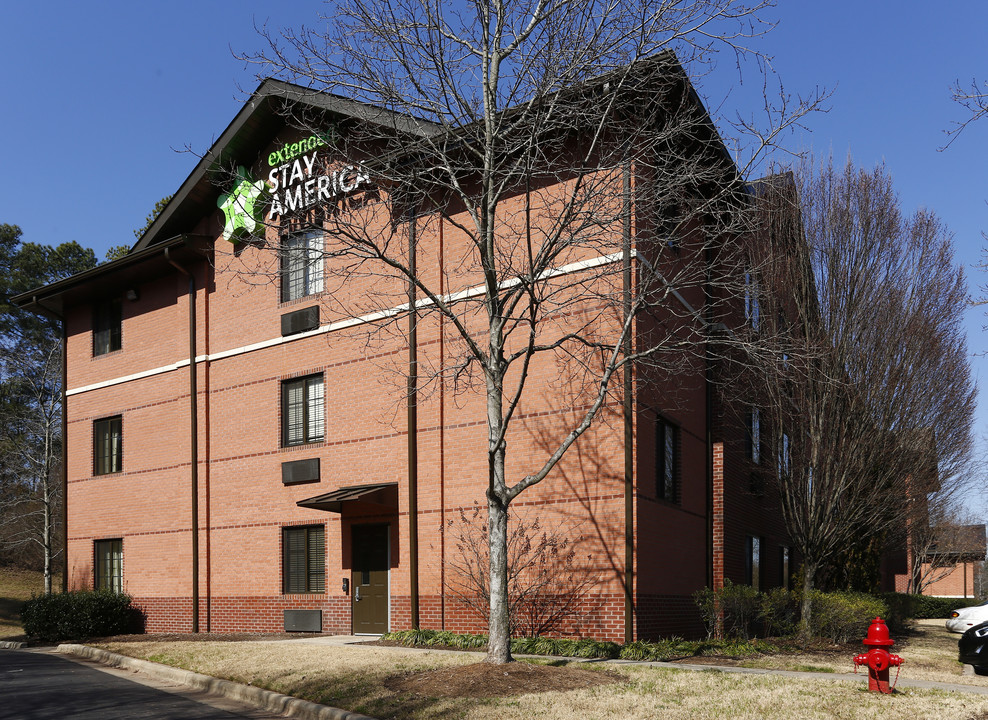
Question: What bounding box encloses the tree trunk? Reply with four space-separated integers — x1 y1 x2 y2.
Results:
798 561 817 642
486 487 512 663
43 493 52 595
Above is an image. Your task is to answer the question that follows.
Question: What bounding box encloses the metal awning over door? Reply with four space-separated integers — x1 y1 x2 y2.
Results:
296 482 398 513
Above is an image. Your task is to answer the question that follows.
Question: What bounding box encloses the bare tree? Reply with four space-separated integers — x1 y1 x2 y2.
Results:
230 0 824 662
753 159 975 635
908 504 984 596
444 505 600 637
942 77 988 150
0 227 96 593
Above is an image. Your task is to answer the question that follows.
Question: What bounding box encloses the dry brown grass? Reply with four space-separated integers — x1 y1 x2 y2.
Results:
0 567 56 639
95 633 988 720
736 619 981 686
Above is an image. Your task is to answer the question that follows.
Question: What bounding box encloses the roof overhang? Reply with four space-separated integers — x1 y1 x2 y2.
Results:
11 234 211 319
297 482 398 514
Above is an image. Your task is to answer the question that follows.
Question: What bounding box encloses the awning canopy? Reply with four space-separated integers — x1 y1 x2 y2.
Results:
296 482 398 513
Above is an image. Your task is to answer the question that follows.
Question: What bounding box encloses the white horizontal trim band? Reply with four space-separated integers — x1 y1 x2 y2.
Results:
66 250 627 397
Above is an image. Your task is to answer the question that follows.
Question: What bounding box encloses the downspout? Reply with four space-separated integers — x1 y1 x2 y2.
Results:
705 248 714 590
60 318 68 593
622 159 634 644
33 296 67 594
407 209 419 630
165 247 199 633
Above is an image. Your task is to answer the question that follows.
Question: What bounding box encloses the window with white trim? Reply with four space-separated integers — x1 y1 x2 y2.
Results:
282 375 325 446
94 539 123 593
281 230 324 302
93 416 122 475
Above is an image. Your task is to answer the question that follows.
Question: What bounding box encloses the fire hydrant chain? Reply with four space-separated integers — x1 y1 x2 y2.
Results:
852 617 903 694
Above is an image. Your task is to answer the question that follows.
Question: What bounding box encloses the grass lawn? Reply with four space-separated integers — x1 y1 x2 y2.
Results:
734 619 979 686
94 629 988 720
0 567 57 639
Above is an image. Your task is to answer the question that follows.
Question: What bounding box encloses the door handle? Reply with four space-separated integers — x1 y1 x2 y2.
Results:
354 586 362 602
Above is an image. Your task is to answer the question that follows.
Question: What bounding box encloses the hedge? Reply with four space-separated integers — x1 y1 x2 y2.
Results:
21 590 143 643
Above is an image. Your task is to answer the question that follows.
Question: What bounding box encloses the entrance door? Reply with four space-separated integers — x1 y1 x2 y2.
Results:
351 523 389 634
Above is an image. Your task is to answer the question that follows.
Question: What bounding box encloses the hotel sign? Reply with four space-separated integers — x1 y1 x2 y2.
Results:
218 131 371 243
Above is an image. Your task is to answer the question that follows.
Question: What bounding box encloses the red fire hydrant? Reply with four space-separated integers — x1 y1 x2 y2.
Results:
853 617 903 694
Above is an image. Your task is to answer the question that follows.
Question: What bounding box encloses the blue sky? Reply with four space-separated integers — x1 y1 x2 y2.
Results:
2 1 986 495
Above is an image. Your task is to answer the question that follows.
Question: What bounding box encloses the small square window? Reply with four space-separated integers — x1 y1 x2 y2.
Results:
283 525 325 593
282 375 325 446
94 539 122 593
93 298 122 355
281 231 324 302
94 416 122 475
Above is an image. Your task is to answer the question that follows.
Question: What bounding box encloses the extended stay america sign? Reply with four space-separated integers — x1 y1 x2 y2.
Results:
218 131 371 243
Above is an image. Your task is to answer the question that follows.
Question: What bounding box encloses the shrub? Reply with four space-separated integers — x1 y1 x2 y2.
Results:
760 587 800 636
882 593 981 620
807 590 886 644
719 581 761 640
21 590 142 643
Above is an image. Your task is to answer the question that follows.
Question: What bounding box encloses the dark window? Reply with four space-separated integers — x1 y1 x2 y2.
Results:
283 525 325 593
780 546 791 590
94 416 122 475
94 539 122 593
282 375 325 446
657 419 678 502
744 272 760 331
281 230 324 302
746 408 761 464
777 432 791 479
93 299 122 355
745 535 761 589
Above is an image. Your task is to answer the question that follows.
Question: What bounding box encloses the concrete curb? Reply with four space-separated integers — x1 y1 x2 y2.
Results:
57 644 378 720
0 641 25 649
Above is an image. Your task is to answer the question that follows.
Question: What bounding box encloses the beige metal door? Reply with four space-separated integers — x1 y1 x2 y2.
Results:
351 524 389 633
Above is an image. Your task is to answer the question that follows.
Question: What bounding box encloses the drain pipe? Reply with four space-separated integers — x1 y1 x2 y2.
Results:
165 247 199 633
407 210 419 629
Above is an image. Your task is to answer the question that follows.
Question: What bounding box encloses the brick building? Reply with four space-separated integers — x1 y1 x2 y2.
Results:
15 58 793 641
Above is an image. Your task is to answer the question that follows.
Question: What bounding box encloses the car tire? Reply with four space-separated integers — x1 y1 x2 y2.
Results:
974 667 988 676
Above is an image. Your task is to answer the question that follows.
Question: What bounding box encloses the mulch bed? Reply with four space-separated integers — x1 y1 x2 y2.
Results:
385 661 624 698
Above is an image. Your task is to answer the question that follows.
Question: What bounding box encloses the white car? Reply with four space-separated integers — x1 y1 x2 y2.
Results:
946 601 988 633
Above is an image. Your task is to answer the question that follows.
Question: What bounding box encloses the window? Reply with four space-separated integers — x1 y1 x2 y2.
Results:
780 546 791 590
777 432 790 479
281 230 324 302
94 416 122 475
745 535 761 589
283 525 325 593
746 408 761 464
744 272 760 331
282 374 325 446
93 298 122 355
657 418 678 502
94 539 122 593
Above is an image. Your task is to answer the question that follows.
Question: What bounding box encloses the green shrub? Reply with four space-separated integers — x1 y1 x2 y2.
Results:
21 590 142 643
760 587 799 636
693 580 761 640
807 590 886 644
882 593 982 621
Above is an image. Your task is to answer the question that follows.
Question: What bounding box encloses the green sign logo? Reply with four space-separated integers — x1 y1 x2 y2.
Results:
218 166 266 243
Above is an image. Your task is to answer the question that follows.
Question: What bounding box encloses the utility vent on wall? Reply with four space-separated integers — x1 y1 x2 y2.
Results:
284 609 321 632
282 458 320 485
281 306 320 336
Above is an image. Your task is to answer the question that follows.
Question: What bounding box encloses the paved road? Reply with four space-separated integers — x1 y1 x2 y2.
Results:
0 648 285 720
